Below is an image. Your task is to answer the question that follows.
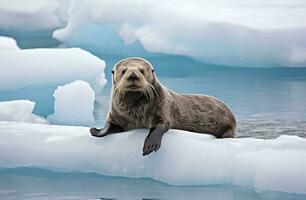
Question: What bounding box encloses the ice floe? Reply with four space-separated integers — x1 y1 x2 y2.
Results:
0 121 305 194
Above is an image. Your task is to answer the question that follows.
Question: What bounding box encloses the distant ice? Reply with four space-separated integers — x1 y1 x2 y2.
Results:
0 100 47 124
52 0 306 67
47 80 95 126
0 121 305 194
0 0 68 31
0 36 20 50
1 1 305 66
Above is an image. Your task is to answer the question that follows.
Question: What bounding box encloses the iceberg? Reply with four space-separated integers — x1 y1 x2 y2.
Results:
0 100 47 124
0 36 20 50
47 80 95 126
52 0 306 67
0 48 106 116
0 121 305 194
1 1 306 66
0 0 68 31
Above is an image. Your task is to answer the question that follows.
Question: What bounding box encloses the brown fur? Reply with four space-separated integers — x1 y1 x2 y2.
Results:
106 57 236 138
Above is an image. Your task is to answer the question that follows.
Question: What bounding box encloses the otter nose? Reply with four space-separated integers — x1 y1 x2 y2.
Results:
127 72 138 81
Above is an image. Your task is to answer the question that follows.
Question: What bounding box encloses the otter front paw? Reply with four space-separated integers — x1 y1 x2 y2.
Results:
143 135 161 156
90 128 107 137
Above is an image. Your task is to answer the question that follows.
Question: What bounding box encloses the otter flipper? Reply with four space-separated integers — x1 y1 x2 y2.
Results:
90 122 124 138
143 123 170 156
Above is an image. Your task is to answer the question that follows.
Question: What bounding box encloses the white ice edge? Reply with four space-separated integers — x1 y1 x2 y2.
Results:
47 80 95 126
0 121 305 194
0 36 20 50
0 48 106 93
0 100 48 124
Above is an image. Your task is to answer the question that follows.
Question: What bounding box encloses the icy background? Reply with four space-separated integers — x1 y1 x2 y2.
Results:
0 46 106 116
0 100 48 124
47 80 95 126
1 0 306 199
1 0 306 67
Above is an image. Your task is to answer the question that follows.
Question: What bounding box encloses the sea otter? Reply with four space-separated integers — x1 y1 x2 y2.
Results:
90 57 236 156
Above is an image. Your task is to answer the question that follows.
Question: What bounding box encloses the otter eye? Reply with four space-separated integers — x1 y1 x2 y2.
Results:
140 69 145 74
122 69 126 75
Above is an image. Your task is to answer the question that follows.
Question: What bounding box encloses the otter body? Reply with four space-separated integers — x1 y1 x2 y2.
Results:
167 91 235 138
109 88 235 138
90 57 236 155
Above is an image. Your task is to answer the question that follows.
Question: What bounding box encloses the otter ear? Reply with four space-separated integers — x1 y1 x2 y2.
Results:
152 69 155 73
111 70 114 74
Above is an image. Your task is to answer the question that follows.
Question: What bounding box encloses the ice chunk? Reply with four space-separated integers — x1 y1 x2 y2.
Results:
1 1 306 66
0 121 305 194
0 48 106 116
47 80 95 126
0 0 68 31
0 100 47 123
0 36 20 50
0 48 106 92
52 0 306 67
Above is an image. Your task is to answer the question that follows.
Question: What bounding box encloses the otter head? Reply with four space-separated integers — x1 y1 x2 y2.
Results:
112 57 157 100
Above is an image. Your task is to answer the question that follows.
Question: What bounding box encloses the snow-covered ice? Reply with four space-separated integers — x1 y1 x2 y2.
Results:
0 0 68 31
0 36 20 50
0 47 106 116
47 80 95 126
0 48 106 92
0 121 305 194
0 100 47 124
52 0 306 67
1 1 305 66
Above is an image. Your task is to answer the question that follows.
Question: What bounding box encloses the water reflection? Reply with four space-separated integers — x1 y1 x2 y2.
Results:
1 167 306 200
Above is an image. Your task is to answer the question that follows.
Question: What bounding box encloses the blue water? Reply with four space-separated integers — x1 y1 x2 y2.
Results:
1 167 306 200
1 31 306 199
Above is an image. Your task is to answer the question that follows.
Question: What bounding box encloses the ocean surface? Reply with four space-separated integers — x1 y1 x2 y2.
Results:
1 167 306 200
1 31 306 199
